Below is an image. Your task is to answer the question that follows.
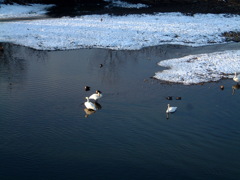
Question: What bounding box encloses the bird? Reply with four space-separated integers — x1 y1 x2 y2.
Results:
84 97 97 111
84 86 90 91
166 104 177 113
99 64 103 68
89 90 103 101
166 96 172 100
233 72 240 84
220 85 224 90
0 46 3 52
176 97 182 100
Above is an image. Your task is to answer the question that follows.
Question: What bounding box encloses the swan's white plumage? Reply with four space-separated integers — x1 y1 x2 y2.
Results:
84 97 97 111
233 72 240 83
89 91 103 101
166 104 177 113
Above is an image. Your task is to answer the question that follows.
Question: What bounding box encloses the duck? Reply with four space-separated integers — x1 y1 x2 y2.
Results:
233 72 240 84
166 104 177 113
84 86 90 91
220 85 224 90
84 97 97 111
89 90 103 101
166 96 172 100
176 97 182 100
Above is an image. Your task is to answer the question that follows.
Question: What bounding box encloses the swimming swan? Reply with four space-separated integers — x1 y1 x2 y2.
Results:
166 104 177 113
233 72 240 84
89 90 103 101
84 97 97 111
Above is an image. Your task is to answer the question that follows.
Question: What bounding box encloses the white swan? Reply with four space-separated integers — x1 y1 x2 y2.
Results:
166 104 177 113
84 97 97 111
233 72 240 84
89 90 103 101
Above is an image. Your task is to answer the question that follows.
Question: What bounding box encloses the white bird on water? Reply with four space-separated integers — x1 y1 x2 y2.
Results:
89 90 103 101
166 104 177 113
233 72 240 84
84 97 97 111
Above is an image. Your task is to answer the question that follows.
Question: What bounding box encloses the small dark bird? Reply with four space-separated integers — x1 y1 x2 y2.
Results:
220 85 224 90
0 46 3 52
85 86 90 91
176 97 182 100
99 64 103 68
166 96 172 100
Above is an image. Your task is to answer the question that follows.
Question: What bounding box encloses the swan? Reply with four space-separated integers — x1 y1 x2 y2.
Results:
89 90 103 101
166 104 177 113
84 97 97 111
233 72 240 84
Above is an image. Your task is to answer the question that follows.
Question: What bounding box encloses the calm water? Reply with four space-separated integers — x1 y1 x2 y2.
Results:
0 43 240 180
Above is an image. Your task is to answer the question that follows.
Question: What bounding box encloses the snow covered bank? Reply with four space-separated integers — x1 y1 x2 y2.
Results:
1 13 240 50
154 50 240 85
0 3 54 18
1 4 240 85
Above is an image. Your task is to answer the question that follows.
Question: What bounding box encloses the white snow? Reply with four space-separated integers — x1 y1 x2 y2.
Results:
0 3 54 18
1 13 240 50
0 4 240 85
154 51 240 85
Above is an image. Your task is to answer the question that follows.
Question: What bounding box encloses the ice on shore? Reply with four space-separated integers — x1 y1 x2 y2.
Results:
0 4 54 18
154 50 240 85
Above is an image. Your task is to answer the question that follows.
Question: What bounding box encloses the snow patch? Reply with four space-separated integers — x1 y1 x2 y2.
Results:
154 50 240 85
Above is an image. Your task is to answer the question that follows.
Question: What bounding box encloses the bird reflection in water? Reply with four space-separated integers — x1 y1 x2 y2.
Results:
232 84 240 95
84 102 102 118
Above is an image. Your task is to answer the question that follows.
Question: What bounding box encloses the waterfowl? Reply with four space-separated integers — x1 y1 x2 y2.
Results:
166 96 172 100
220 85 224 90
89 90 103 101
233 72 240 84
84 97 97 111
176 97 182 100
85 86 90 91
166 104 177 113
0 46 3 52
99 64 103 68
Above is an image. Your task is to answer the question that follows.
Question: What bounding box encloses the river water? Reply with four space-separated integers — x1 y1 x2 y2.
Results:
0 43 240 180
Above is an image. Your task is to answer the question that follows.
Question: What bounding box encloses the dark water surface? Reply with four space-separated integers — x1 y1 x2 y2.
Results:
0 43 240 180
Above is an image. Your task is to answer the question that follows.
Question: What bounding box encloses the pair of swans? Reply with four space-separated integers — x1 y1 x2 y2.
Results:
84 90 103 111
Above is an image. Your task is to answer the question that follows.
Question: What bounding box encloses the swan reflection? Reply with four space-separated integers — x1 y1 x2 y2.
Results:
232 84 240 95
84 108 96 118
83 102 102 118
